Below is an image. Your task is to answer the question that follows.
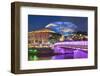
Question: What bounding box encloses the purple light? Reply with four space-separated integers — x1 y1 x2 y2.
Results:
52 54 65 59
51 41 88 51
54 41 88 46
52 41 88 59
74 50 88 58
54 46 65 54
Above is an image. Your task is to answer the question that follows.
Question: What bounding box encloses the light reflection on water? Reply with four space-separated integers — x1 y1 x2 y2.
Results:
29 49 88 61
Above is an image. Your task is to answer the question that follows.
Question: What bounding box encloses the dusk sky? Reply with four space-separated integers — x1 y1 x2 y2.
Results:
28 15 88 32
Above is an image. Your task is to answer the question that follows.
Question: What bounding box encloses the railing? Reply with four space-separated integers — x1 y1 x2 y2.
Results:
54 41 88 46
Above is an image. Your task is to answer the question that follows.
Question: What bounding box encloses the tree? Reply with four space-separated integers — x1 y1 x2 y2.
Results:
48 33 61 44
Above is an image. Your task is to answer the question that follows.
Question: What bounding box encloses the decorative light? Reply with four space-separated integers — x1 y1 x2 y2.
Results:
33 55 38 60
33 49 37 53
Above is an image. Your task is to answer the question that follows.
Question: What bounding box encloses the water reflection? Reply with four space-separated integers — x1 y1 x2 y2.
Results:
29 49 88 61
52 53 74 59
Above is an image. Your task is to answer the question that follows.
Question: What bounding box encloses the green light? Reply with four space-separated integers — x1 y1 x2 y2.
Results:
33 55 38 60
30 56 33 60
29 49 33 51
33 49 37 53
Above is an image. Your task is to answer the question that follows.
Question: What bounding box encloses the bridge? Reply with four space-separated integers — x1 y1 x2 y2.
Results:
51 41 88 54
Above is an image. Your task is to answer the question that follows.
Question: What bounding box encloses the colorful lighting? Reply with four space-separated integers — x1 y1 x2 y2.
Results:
51 41 87 54
54 41 88 46
33 55 38 60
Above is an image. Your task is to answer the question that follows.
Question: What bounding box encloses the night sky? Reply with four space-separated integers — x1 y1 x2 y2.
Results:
28 15 88 32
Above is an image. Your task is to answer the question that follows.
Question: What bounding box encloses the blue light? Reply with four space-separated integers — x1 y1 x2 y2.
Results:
45 21 77 36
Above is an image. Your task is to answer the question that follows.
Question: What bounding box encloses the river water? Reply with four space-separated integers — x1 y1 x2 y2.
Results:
29 49 88 61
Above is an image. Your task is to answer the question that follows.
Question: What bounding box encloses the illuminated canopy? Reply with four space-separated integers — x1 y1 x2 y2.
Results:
45 21 77 36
